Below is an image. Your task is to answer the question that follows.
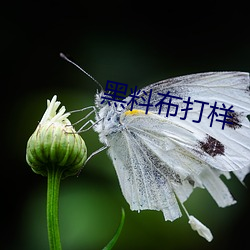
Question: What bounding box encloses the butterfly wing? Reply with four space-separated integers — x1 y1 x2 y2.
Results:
123 72 250 173
107 112 237 221
106 116 183 221
105 72 249 221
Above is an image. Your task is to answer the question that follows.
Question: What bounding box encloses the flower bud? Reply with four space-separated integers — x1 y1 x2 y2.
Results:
26 95 87 178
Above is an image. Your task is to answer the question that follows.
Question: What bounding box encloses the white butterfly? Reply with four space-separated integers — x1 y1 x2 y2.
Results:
61 53 250 242
90 72 250 241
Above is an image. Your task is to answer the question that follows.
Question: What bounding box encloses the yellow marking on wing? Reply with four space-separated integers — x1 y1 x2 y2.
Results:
124 109 151 116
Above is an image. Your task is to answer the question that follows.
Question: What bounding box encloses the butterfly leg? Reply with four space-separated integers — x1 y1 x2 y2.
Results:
70 106 96 126
85 145 108 165
76 117 104 133
76 119 95 132
68 106 102 132
77 145 108 176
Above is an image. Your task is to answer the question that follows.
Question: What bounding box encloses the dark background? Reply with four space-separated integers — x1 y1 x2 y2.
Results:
2 1 250 250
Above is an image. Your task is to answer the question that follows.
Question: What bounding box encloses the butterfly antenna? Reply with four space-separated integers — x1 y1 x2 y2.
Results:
60 53 103 92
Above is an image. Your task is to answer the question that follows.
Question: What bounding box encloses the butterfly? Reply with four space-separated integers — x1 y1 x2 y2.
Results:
92 72 250 241
61 55 250 241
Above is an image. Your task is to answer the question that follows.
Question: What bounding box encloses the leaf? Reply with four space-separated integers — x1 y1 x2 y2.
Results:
102 208 125 250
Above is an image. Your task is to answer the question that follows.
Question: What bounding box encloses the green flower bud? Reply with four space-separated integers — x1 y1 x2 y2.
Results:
26 95 87 178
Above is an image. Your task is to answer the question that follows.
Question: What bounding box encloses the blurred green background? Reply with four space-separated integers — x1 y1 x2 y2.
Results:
2 1 250 250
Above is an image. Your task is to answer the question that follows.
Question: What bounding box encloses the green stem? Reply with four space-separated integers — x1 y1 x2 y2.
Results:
47 165 63 250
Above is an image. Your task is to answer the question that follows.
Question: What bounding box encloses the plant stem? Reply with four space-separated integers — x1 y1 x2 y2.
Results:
103 208 125 250
47 165 63 250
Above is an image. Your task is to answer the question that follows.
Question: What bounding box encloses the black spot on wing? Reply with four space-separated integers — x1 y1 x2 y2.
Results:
226 112 242 130
186 177 195 186
199 135 225 157
247 84 250 94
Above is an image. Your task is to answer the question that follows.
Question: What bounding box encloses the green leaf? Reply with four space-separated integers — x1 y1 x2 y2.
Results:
102 208 125 250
